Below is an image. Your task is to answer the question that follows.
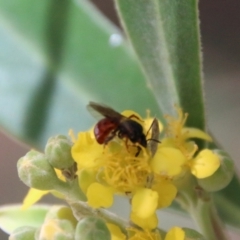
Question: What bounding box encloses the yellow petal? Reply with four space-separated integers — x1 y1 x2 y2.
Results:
151 147 187 177
132 188 158 219
87 182 113 208
182 128 212 142
191 149 220 179
165 227 185 240
78 169 96 194
106 223 126 240
71 132 103 169
130 212 158 230
152 180 177 209
22 188 49 210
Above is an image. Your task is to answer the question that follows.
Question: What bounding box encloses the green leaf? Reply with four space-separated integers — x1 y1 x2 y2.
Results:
115 0 205 129
0 204 49 234
0 0 160 149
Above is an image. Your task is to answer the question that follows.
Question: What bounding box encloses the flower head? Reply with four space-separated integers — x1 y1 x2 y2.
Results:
160 107 220 179
71 110 177 228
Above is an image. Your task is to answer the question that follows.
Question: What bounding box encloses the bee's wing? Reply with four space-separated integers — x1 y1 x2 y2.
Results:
87 101 124 120
147 118 160 157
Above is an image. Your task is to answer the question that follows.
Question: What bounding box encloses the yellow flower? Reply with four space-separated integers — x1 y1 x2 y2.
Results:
162 107 220 179
71 110 180 228
165 107 212 159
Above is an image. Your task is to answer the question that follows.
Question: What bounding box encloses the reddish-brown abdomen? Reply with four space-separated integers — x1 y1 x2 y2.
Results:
94 118 118 144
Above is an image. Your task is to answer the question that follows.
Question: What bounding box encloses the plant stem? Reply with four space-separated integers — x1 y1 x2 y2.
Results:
189 198 228 240
175 173 228 240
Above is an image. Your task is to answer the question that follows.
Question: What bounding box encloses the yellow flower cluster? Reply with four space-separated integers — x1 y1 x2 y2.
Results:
71 107 220 233
22 107 220 240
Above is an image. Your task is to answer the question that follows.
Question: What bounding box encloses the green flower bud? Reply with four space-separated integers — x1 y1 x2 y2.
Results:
197 149 234 192
17 150 62 190
44 206 77 227
75 217 111 240
45 135 75 170
36 219 74 240
9 226 36 240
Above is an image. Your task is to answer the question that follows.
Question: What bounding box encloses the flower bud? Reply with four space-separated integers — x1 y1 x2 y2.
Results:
75 217 111 240
45 135 75 169
44 206 77 227
197 150 234 192
9 226 36 240
36 219 74 240
17 150 62 190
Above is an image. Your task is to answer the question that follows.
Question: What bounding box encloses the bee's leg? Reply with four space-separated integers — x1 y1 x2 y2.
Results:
135 145 141 157
116 132 133 153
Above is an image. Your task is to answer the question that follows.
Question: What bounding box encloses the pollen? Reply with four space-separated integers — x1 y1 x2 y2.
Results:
103 143 151 193
165 107 188 142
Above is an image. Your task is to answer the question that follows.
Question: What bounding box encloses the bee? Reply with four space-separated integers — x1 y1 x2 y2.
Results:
87 102 160 156
87 102 147 150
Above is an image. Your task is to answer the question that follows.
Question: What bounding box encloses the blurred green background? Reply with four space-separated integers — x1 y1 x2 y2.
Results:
0 0 240 239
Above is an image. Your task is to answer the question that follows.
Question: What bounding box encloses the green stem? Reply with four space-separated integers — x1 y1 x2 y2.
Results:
54 178 87 202
189 199 228 240
175 173 228 240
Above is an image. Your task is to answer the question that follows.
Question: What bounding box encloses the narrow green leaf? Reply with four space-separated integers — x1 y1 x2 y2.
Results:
115 0 205 129
0 0 161 149
0 205 49 234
